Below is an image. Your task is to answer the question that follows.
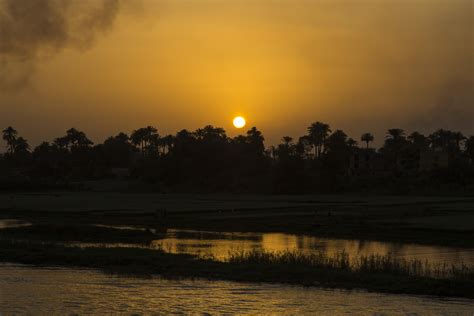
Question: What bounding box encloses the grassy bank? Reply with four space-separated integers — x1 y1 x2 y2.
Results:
228 249 473 281
0 239 472 298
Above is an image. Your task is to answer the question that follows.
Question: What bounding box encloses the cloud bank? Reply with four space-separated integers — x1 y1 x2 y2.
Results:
0 0 120 90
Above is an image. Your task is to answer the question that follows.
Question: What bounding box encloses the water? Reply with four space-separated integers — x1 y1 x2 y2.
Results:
0 264 472 315
1 220 473 313
0 219 30 229
153 229 474 265
2 219 473 266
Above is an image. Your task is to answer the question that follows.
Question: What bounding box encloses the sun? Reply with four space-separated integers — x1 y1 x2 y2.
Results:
233 116 246 129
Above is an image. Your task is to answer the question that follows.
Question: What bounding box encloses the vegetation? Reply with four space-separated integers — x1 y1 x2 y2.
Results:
0 238 472 298
1 123 473 194
227 249 473 281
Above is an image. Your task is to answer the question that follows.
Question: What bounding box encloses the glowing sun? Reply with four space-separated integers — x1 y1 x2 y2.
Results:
233 116 246 129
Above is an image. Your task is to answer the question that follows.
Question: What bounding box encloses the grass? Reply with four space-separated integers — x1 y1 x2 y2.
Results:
227 249 473 280
0 238 473 298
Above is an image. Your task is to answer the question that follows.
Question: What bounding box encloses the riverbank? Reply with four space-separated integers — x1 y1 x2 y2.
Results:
2 205 473 248
0 238 472 298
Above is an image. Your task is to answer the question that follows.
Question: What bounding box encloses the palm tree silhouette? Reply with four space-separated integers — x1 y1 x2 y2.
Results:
246 127 265 154
408 132 428 150
347 138 358 148
386 129 405 141
2 126 18 154
282 136 293 147
360 133 374 149
453 132 466 150
161 135 175 154
131 126 158 155
14 137 30 153
307 122 331 159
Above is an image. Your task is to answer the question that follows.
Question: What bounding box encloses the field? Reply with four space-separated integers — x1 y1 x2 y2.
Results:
1 191 474 247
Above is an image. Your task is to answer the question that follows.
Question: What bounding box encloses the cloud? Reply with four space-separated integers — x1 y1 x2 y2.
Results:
0 0 120 91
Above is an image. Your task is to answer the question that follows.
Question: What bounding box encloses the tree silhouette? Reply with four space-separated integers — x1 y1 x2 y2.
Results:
102 133 133 167
428 129 459 152
14 137 30 153
307 122 331 159
282 136 293 147
246 127 265 155
465 136 474 162
453 132 466 150
2 126 18 154
386 129 405 141
131 126 158 155
360 133 374 149
325 130 350 153
1 122 473 194
347 138 358 148
160 135 175 155
67 128 93 149
296 136 312 159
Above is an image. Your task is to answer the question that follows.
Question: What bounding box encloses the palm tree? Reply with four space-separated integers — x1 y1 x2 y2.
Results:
131 128 146 153
453 132 466 150
161 135 175 154
59 128 93 149
296 135 313 159
195 125 226 142
386 128 405 141
281 136 293 147
14 137 30 153
147 133 161 155
54 136 69 150
384 128 406 152
429 129 458 152
325 130 348 153
131 126 158 155
408 132 428 150
2 126 17 154
347 138 358 148
246 127 265 154
360 133 374 149
307 122 331 159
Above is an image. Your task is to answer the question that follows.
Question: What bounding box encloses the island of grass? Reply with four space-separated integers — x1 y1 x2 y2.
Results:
0 237 472 299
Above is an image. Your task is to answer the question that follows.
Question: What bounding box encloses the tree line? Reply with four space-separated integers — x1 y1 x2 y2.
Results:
2 123 474 193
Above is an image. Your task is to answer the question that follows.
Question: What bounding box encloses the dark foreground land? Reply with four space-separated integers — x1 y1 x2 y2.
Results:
1 192 473 298
1 192 473 247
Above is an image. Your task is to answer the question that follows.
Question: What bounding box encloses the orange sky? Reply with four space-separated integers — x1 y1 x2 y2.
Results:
0 0 472 146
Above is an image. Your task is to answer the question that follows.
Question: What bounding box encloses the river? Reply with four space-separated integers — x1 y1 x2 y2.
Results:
1 264 473 315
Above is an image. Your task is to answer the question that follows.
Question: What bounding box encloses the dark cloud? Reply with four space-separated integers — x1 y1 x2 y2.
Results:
0 0 120 90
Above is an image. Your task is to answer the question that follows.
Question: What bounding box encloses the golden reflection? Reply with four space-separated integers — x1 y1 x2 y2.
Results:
152 230 474 265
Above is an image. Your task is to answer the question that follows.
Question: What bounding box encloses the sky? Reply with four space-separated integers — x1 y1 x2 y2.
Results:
0 0 472 147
